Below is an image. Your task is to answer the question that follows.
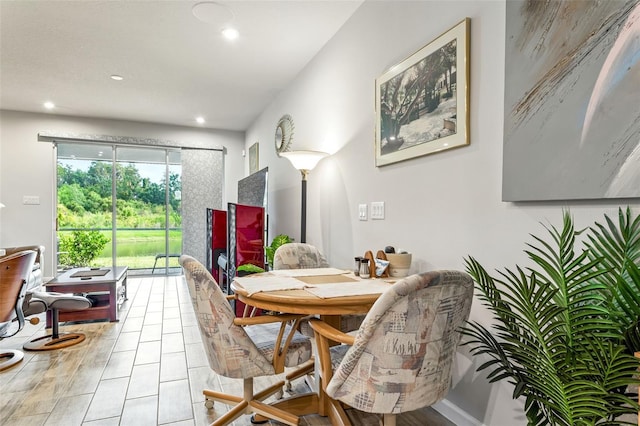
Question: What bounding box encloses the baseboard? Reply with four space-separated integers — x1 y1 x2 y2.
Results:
433 398 484 426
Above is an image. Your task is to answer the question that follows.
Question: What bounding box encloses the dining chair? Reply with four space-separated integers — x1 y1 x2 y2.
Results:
0 250 38 371
272 242 330 270
272 244 367 332
310 270 474 426
179 254 313 426
273 242 366 389
273 242 330 387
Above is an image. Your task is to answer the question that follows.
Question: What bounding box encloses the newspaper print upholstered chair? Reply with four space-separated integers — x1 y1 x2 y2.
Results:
310 270 474 426
179 255 313 426
273 243 366 388
0 250 38 371
272 243 331 270
273 243 366 331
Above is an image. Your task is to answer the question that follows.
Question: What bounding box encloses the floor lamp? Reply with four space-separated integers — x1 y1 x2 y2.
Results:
280 150 329 243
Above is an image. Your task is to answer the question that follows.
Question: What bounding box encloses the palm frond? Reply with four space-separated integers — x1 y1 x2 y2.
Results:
586 207 640 352
462 209 639 425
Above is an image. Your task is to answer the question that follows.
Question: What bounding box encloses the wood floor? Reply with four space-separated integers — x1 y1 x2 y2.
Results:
0 275 455 426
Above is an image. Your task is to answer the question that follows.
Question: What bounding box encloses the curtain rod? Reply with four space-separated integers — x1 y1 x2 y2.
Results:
38 131 225 152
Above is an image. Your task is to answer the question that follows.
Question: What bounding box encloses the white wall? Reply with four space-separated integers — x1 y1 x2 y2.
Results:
246 1 640 425
0 110 245 276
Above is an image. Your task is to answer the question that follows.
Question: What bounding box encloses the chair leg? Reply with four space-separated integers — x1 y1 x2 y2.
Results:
285 357 315 389
253 380 286 401
251 400 298 426
203 389 243 406
0 349 24 371
51 308 60 339
326 397 351 426
23 309 86 351
203 377 301 426
212 400 249 426
382 413 396 426
152 254 161 273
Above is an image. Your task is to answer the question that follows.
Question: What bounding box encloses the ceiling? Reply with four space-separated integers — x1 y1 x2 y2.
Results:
0 1 362 132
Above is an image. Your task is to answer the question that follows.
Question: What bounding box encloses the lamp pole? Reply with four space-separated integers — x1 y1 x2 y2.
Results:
300 170 308 243
280 150 329 245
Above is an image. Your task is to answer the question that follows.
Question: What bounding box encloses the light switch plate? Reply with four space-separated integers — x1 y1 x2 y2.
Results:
23 195 40 205
371 201 385 220
358 203 368 221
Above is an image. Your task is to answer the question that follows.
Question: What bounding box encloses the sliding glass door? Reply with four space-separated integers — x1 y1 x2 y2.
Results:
115 147 182 274
56 143 181 275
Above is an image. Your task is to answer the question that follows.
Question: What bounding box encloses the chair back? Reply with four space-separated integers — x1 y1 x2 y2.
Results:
326 270 473 414
179 255 274 378
273 243 329 270
1 245 44 290
0 250 37 336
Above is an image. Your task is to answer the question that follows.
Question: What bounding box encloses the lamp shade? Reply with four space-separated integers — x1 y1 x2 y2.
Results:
0 202 5 208
280 150 329 171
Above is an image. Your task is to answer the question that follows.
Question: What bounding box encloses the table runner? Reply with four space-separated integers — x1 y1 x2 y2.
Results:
234 275 312 296
304 280 393 298
268 267 350 277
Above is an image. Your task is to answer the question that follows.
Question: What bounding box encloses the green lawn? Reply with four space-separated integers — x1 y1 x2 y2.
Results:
93 255 181 269
59 228 182 270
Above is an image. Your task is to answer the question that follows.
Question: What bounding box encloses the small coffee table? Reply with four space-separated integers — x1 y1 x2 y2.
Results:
44 266 128 326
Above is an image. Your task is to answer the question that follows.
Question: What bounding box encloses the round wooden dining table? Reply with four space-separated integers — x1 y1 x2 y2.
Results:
232 286 380 316
230 270 391 425
231 270 389 330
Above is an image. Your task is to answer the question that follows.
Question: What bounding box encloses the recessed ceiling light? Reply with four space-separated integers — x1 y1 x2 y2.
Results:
222 27 239 40
110 75 124 81
196 117 205 124
192 2 233 25
44 101 55 109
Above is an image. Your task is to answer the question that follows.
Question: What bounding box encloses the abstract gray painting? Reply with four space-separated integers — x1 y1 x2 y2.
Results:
503 0 640 201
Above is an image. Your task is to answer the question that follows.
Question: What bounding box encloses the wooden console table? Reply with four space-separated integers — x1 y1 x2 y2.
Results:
44 266 128 327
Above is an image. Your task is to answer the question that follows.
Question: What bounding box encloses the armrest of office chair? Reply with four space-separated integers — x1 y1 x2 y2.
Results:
235 314 307 373
309 318 355 346
233 314 304 327
309 318 355 394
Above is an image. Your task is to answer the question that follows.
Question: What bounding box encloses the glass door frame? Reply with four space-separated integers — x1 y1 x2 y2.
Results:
55 142 181 275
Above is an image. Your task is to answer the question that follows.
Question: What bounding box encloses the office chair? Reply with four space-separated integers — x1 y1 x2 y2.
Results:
272 242 366 388
179 254 313 426
310 270 473 426
0 250 39 371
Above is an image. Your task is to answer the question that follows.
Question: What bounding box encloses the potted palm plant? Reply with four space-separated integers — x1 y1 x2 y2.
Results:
265 234 293 269
236 233 293 275
463 208 640 424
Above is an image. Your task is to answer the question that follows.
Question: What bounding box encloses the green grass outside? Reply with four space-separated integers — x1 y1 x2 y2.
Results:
59 228 182 270
92 255 182 269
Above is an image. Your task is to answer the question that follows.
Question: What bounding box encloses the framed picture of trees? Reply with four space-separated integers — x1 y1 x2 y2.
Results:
375 18 470 166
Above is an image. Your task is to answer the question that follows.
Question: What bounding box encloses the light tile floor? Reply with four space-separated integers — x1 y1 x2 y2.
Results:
0 275 453 426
